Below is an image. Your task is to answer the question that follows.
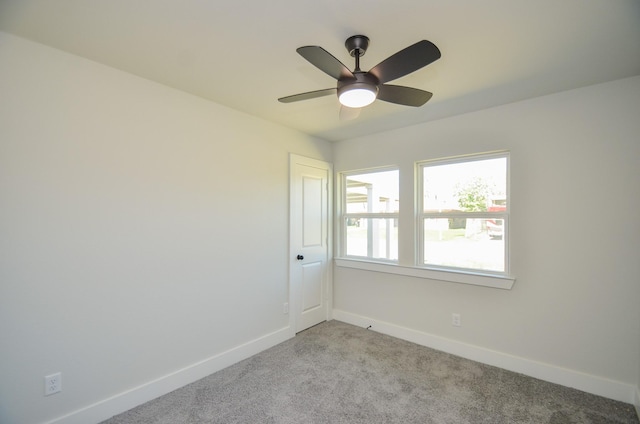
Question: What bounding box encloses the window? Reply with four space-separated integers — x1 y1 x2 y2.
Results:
340 169 399 261
418 153 509 275
336 152 513 289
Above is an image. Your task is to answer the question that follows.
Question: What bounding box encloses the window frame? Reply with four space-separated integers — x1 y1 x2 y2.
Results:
338 166 400 263
335 152 515 290
416 151 510 277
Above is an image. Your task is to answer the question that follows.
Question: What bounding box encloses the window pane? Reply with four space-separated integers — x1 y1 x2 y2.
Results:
346 218 398 260
423 157 506 213
346 170 399 213
423 218 504 272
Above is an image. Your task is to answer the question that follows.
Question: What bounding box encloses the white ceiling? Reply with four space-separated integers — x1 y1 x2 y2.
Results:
1 0 639 142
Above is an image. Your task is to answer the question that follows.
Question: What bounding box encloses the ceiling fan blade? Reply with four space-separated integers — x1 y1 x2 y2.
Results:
297 46 354 80
339 105 361 121
369 40 441 84
278 88 336 103
377 84 433 107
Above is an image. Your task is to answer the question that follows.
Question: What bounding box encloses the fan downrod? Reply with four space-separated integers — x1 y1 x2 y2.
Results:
345 35 370 57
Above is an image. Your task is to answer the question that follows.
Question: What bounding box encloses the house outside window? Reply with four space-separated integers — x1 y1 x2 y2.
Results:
418 152 509 275
340 169 399 262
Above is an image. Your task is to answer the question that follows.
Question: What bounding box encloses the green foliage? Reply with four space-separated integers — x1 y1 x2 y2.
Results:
455 177 491 212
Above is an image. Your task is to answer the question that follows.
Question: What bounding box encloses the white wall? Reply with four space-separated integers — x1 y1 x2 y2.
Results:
0 32 331 424
333 76 640 403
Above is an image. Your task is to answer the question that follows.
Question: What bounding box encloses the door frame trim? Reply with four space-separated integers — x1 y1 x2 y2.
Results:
289 153 333 334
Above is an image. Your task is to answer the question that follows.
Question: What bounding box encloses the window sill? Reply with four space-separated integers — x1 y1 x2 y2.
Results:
334 258 515 290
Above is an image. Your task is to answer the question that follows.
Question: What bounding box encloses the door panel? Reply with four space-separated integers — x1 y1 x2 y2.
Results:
290 155 331 333
302 261 322 312
303 176 323 247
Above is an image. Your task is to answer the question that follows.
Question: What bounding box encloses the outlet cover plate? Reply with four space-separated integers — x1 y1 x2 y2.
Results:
44 372 61 396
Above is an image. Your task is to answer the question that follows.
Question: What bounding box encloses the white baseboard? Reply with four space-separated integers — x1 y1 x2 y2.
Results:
332 309 637 405
44 326 294 424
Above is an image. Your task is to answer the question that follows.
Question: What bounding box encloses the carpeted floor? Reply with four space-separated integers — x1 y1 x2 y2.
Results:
101 320 639 423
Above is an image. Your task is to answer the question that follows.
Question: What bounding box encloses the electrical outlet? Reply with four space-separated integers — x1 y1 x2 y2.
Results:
44 372 61 396
452 313 462 327
283 302 289 314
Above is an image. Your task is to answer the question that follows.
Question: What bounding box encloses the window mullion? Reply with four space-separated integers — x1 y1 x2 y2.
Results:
344 213 399 219
420 212 507 219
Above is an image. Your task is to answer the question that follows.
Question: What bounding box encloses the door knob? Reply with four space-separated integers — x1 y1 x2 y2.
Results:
297 255 304 261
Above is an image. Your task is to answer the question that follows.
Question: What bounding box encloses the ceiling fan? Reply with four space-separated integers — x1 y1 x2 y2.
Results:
278 35 441 117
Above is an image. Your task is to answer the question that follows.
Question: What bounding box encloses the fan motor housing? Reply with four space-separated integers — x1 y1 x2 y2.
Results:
337 72 379 95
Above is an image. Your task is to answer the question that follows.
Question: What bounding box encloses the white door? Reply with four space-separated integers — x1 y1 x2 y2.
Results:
290 154 331 333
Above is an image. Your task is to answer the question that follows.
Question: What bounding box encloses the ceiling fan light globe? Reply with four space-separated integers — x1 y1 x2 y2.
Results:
338 86 377 108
